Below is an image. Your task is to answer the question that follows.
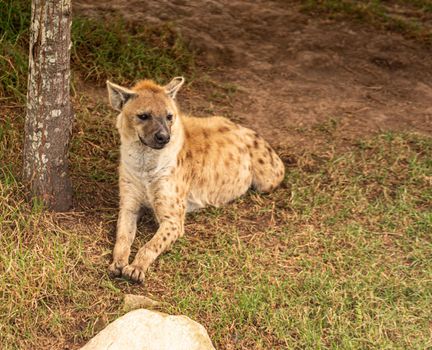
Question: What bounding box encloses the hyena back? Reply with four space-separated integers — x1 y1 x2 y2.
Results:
107 77 284 283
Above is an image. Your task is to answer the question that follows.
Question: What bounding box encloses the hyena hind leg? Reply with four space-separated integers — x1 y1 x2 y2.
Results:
250 138 285 193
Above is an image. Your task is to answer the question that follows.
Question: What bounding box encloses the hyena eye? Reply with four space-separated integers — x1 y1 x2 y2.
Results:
137 113 151 121
166 113 173 122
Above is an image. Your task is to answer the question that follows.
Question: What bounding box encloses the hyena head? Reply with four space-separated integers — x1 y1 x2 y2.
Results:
107 77 185 149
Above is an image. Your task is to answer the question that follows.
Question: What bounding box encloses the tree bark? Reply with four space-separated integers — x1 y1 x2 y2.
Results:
23 0 73 211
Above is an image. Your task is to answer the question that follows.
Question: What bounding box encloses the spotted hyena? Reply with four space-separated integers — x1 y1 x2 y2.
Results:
106 77 285 283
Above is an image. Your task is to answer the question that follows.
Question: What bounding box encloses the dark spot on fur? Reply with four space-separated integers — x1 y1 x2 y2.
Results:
224 159 231 167
163 236 167 241
186 150 192 159
218 126 230 133
258 158 265 164
217 140 225 148
240 146 248 154
197 143 208 155
254 140 259 149
203 129 209 138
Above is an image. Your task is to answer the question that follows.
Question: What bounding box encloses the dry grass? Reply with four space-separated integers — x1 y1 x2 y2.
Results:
1 1 432 349
2 100 431 348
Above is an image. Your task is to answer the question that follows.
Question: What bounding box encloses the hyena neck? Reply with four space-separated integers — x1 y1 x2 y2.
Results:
121 117 184 177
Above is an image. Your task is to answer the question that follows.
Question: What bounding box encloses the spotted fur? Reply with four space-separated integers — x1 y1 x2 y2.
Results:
107 77 284 283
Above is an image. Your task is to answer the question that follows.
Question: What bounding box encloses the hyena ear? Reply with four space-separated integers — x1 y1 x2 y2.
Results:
164 76 185 99
106 81 137 111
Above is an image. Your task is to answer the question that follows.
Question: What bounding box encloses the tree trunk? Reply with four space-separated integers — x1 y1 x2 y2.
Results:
23 0 73 211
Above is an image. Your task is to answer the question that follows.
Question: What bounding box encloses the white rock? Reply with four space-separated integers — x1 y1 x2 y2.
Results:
80 309 215 350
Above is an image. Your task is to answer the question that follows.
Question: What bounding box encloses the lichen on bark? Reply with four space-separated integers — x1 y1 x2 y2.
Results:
23 0 74 211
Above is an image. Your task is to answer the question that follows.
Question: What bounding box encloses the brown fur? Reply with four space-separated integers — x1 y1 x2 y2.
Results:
107 77 285 283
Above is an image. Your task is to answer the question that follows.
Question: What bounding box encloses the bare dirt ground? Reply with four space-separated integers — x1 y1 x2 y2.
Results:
74 0 432 151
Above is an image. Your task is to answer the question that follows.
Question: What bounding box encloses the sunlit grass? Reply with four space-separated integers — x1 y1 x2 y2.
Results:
1 95 431 350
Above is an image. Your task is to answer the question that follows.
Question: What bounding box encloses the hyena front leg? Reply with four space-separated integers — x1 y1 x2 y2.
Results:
108 192 141 277
122 196 185 283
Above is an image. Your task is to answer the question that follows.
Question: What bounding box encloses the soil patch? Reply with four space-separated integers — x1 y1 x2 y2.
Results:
73 0 432 151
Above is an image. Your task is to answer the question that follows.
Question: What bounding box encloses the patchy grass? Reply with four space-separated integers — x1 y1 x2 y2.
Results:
392 0 432 12
0 0 194 104
1 128 431 349
72 18 194 85
1 1 431 349
152 132 432 349
0 169 122 349
301 0 432 45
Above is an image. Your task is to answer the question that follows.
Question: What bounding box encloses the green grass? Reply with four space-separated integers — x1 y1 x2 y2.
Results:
2 76 431 348
147 132 431 349
72 18 194 85
0 0 30 103
0 0 194 104
1 105 431 348
301 0 432 45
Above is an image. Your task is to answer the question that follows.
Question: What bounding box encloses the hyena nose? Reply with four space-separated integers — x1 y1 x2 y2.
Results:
154 131 170 145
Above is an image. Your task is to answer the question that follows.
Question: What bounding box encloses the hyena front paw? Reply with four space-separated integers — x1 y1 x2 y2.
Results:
122 264 146 284
108 260 127 277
